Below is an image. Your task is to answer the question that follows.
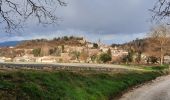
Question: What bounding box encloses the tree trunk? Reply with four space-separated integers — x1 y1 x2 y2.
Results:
160 55 163 65
160 46 163 65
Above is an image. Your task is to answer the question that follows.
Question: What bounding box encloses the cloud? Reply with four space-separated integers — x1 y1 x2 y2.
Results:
55 0 155 34
0 0 156 44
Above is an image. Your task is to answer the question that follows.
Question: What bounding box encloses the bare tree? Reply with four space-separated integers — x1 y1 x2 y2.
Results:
148 24 170 65
80 50 88 63
0 0 66 32
41 42 50 56
150 0 170 23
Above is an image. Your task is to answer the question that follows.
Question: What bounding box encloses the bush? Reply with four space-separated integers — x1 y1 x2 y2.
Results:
32 48 41 57
147 56 159 64
93 43 98 49
99 53 112 63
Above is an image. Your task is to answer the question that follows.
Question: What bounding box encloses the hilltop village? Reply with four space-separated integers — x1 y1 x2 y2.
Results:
0 36 169 64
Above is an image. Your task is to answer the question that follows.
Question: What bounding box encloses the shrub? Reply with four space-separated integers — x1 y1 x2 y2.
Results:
32 48 41 57
93 43 98 49
99 53 112 63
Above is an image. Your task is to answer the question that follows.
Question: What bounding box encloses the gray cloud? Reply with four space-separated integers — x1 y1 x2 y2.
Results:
56 0 155 34
0 0 156 44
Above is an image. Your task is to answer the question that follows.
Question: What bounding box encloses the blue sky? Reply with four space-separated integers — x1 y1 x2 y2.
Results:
0 0 156 44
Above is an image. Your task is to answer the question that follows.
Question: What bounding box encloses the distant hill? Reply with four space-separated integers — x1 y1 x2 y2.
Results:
16 36 86 49
111 38 149 53
0 41 23 47
0 36 86 49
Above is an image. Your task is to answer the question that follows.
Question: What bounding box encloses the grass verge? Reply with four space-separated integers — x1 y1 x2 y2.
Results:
0 69 166 100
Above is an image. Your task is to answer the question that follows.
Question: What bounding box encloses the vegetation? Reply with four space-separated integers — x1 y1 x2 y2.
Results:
72 51 81 61
32 48 41 57
107 48 112 55
111 31 170 65
111 38 148 64
93 43 98 49
0 69 165 100
16 36 85 49
135 52 142 64
49 47 61 56
151 0 170 23
143 65 169 71
148 25 170 65
112 38 147 52
0 0 66 32
99 53 112 63
90 54 98 63
61 45 65 53
122 49 135 64
147 56 159 64
80 50 89 62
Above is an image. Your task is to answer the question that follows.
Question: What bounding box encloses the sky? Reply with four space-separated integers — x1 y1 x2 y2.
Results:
0 0 156 44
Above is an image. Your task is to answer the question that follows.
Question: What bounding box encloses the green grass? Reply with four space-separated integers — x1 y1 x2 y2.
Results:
0 69 165 100
142 64 169 71
122 64 169 71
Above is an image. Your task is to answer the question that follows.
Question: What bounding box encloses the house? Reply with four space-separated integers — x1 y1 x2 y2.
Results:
100 45 110 53
23 54 35 62
9 46 14 49
164 56 170 64
36 56 56 63
76 47 84 52
4 57 12 62
78 38 86 44
0 59 5 62
0 57 6 62
13 54 35 62
64 46 84 53
87 43 94 48
88 49 99 56
61 53 71 62
111 49 128 57
24 49 33 54
13 57 25 62
0 57 12 62
64 45 71 52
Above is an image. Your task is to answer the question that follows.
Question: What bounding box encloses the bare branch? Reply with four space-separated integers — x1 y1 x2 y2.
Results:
148 24 170 65
0 0 66 32
150 0 170 23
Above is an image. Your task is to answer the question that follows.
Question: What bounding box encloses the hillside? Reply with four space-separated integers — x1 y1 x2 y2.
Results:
16 36 86 49
111 38 149 53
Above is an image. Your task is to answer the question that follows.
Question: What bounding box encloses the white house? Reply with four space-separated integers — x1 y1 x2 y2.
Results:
100 46 110 53
111 49 128 57
13 54 35 62
87 42 94 48
164 56 170 64
13 57 25 62
0 57 12 62
0 57 5 62
36 56 56 63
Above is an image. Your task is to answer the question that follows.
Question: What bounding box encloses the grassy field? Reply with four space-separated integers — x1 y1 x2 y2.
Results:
0 66 168 100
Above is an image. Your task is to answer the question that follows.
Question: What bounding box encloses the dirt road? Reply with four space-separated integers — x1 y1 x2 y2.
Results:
119 75 170 100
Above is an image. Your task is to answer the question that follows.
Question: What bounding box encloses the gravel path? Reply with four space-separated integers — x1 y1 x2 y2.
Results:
119 75 170 100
